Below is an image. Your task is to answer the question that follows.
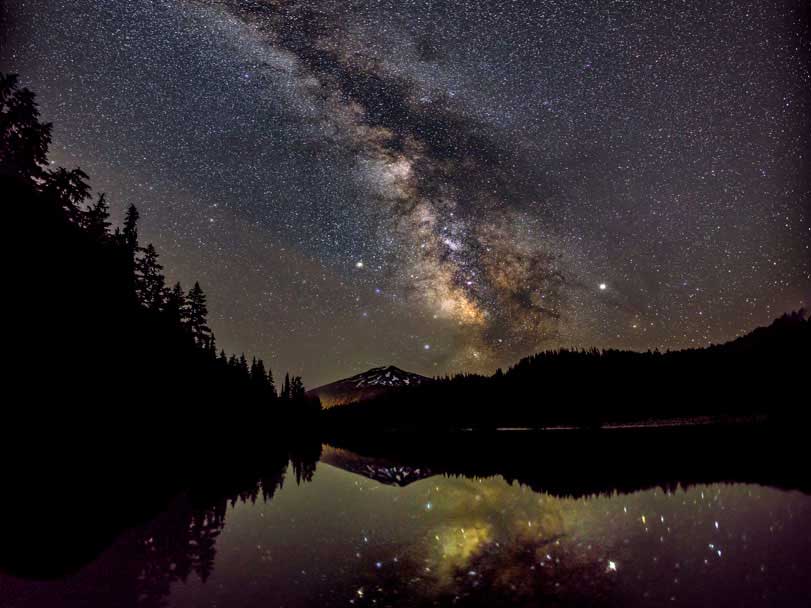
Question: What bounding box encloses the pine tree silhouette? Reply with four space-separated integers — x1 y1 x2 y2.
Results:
43 167 91 223
251 358 268 393
266 366 277 400
186 282 211 346
0 72 52 180
83 192 111 240
135 244 166 311
238 353 249 379
164 282 188 327
123 204 140 257
281 373 291 401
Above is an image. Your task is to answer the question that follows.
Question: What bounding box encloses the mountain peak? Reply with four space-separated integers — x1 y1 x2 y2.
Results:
308 365 431 407
348 365 426 388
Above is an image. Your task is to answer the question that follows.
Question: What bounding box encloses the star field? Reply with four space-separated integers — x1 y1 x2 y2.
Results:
2 0 809 385
184 460 811 607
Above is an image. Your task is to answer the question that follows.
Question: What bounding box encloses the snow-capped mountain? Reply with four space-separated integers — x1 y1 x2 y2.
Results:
307 365 431 407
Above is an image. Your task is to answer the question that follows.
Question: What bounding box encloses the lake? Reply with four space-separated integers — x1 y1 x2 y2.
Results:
1 438 809 607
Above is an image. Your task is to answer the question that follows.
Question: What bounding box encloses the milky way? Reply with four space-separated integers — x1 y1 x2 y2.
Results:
2 0 809 384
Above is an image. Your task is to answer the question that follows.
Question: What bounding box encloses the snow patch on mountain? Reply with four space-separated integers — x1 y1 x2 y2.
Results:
351 366 425 388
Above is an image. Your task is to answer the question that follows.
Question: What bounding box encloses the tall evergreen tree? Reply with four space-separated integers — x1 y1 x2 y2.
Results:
266 366 277 400
83 192 111 241
123 204 139 256
251 358 268 393
186 281 211 345
0 72 52 180
238 353 249 379
281 373 291 401
135 244 165 311
164 282 188 327
121 203 140 301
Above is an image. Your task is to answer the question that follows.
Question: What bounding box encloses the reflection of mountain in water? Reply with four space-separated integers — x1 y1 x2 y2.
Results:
326 423 810 498
320 446 434 486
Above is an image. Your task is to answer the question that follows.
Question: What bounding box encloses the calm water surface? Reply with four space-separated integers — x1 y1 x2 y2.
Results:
2 445 810 607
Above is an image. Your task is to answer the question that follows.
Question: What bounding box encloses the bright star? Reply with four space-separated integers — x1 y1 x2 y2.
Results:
599 283 607 290
355 261 364 268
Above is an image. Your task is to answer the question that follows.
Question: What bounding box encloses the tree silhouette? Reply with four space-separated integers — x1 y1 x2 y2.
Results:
280 373 291 401
42 167 91 223
0 72 52 180
6 71 325 446
238 353 249 378
164 282 188 327
290 376 305 401
186 282 211 346
251 358 267 392
266 366 277 400
135 244 166 311
82 192 111 240
123 204 140 257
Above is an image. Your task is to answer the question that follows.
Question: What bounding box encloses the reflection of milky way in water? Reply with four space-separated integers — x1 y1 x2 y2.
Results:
162 462 811 608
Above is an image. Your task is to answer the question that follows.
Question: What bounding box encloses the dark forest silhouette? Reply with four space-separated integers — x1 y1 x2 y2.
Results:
3 72 321 429
325 310 809 431
2 71 323 588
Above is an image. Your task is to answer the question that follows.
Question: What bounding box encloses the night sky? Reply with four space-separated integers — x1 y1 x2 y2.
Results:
2 0 809 386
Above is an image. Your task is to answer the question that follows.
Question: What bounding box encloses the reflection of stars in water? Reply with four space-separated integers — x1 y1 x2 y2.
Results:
246 456 805 606
239 464 811 608
380 481 777 604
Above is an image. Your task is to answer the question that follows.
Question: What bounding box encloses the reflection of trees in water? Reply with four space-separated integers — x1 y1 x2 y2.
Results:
328 422 811 499
0 492 237 608
291 441 323 484
124 462 294 608
130 439 326 606
135 494 227 606
133 451 323 607
0 446 319 608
